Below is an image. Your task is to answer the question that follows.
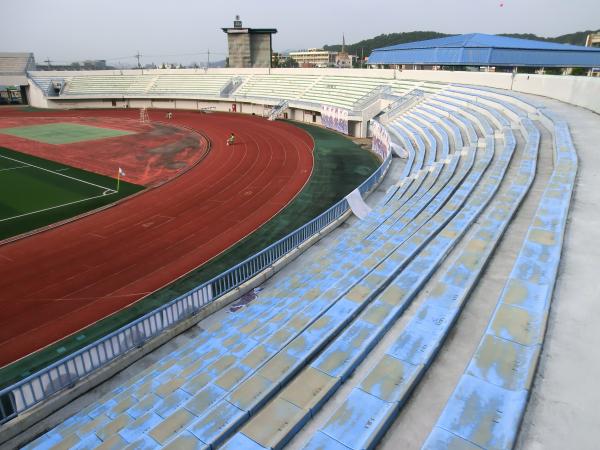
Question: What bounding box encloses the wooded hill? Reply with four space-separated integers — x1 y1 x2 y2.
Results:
322 30 600 57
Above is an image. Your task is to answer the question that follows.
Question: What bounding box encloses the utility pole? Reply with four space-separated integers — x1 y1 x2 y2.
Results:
45 57 52 68
207 49 210 69
135 51 144 74
361 48 364 69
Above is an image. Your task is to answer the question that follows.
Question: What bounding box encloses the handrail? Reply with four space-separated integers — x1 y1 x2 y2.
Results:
0 148 392 425
353 85 392 111
268 100 289 120
379 89 426 123
220 76 243 97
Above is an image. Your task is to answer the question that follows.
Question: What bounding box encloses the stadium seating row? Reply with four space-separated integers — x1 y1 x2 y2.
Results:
423 110 577 450
59 74 236 97
303 117 539 450
32 73 444 110
223 93 524 449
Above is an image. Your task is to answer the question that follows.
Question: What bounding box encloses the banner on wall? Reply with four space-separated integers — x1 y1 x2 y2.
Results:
321 105 349 135
370 120 391 161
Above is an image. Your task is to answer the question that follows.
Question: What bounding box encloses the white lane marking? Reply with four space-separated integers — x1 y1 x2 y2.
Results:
0 164 28 172
0 154 113 191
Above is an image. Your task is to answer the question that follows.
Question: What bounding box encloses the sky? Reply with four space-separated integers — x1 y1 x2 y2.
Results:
2 0 599 66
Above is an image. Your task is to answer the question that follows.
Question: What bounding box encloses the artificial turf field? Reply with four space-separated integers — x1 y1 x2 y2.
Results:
0 146 143 240
0 121 378 388
0 122 133 144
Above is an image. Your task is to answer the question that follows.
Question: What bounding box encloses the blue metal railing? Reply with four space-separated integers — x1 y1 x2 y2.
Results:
0 149 392 425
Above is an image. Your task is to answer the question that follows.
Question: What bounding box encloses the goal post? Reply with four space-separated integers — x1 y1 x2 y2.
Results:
139 108 150 124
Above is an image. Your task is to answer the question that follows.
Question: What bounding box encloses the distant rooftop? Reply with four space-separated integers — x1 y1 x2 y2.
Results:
369 33 600 67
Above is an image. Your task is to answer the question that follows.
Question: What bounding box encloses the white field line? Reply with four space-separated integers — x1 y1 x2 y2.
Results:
0 164 28 172
0 154 113 191
0 153 118 223
0 191 118 223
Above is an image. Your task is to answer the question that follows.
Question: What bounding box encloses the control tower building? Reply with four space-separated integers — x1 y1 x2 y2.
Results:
222 16 277 68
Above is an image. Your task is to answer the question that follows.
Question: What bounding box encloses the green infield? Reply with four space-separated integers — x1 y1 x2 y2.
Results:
0 147 144 240
0 122 133 144
0 122 379 389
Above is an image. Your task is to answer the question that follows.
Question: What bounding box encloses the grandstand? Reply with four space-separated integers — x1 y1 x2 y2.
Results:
0 52 35 104
27 70 446 114
1 64 599 450
56 73 239 98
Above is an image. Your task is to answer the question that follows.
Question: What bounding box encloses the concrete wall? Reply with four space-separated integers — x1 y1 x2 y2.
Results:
28 67 600 126
396 69 600 114
227 33 251 68
395 69 512 89
26 81 49 108
512 73 600 114
250 33 272 68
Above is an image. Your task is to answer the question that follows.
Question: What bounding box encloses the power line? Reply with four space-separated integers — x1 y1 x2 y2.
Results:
38 50 229 66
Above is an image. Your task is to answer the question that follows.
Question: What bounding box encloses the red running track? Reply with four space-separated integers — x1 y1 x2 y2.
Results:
0 109 314 366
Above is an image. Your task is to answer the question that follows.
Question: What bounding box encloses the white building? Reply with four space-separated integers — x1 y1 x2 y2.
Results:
289 48 337 68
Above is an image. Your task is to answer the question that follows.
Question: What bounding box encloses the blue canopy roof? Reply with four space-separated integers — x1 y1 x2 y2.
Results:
368 33 600 67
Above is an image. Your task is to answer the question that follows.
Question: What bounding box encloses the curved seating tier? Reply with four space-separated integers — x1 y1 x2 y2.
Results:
60 73 238 97
423 110 577 450
31 73 445 110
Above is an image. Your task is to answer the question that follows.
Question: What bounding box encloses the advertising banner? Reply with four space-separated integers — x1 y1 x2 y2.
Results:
370 120 391 161
321 105 349 135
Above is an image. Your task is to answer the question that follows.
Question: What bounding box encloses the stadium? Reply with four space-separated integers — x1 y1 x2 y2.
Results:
1 7 600 450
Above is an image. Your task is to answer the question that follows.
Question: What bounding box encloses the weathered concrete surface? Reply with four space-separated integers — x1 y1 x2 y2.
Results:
371 118 554 449
285 124 523 450
515 97 600 450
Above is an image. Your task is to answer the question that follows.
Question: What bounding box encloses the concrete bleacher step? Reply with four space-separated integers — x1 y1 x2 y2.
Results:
221 136 497 449
21 118 477 450
402 117 438 166
381 117 439 208
307 105 455 253
438 91 512 130
423 112 577 450
405 112 450 161
430 96 494 139
173 147 481 448
297 121 536 450
393 121 429 169
390 125 425 174
413 106 464 151
225 95 537 448
422 102 479 145
277 149 444 283
365 160 451 241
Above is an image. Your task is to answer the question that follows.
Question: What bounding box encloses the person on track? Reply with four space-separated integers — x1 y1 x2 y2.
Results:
227 133 236 146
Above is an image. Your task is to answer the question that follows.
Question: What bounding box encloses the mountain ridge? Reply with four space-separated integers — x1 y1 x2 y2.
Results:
321 29 600 56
